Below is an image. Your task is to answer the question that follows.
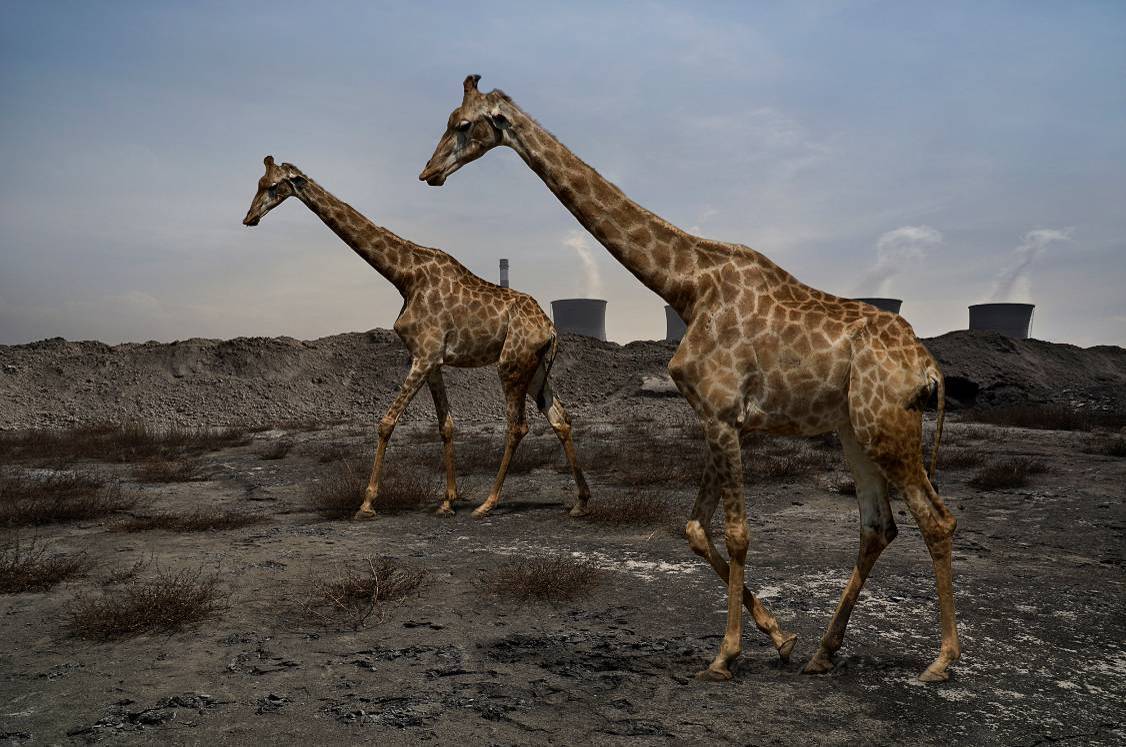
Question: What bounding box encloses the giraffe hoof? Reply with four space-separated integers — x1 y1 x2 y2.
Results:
352 509 377 522
694 666 733 682
918 666 951 683
568 504 589 518
801 655 834 675
777 633 798 663
434 506 455 517
471 506 492 520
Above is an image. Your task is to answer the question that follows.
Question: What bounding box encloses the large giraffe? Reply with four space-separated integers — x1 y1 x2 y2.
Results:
243 156 591 520
420 76 957 683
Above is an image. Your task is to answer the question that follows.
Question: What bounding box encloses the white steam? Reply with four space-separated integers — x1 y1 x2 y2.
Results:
563 230 604 298
853 225 943 296
989 228 1073 302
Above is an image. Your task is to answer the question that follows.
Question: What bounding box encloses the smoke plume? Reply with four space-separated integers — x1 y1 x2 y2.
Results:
563 230 604 298
989 228 1073 301
852 225 942 296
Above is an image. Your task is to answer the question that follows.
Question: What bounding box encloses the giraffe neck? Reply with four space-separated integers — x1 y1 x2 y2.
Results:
500 103 696 311
292 177 415 294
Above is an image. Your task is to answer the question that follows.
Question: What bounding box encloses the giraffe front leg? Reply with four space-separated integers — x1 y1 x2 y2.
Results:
427 369 459 516
695 420 748 682
354 360 433 521
685 447 796 662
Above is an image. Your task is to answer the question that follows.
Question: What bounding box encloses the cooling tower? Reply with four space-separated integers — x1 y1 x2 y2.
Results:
853 297 903 314
551 298 607 340
665 305 687 342
969 303 1035 339
499 258 509 288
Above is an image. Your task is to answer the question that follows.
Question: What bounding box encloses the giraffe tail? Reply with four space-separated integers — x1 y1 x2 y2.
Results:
927 365 945 481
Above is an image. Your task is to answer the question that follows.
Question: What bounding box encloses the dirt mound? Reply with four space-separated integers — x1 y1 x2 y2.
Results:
925 331 1126 411
1 329 1122 430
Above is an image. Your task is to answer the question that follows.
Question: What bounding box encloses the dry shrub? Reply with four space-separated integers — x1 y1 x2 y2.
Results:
132 458 200 483
934 447 986 470
66 565 227 640
0 423 250 464
830 478 857 496
258 441 292 460
101 558 149 586
0 535 89 594
583 430 704 487
966 405 1126 432
968 457 1050 490
116 508 266 533
582 491 679 527
484 554 602 603
0 470 133 527
316 442 359 464
307 461 435 518
299 556 428 628
1086 437 1126 458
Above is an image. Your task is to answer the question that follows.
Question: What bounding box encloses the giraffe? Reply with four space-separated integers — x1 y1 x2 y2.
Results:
243 155 591 520
419 76 957 683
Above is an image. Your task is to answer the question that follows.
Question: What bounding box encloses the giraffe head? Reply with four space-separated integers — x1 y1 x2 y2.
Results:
243 156 307 226
419 74 509 186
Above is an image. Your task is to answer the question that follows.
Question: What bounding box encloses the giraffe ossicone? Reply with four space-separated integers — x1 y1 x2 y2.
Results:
243 155 592 520
421 76 958 683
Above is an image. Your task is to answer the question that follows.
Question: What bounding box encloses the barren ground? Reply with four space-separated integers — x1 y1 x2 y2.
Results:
2 414 1124 745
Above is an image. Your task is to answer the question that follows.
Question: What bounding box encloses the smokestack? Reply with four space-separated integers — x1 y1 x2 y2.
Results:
665 305 687 342
499 258 509 288
551 298 607 340
853 297 903 314
969 303 1035 339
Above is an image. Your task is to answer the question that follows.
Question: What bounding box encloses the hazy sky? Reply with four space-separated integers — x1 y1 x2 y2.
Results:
2 1 1124 346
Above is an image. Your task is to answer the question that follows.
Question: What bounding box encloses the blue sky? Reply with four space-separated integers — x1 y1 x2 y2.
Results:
2 1 1123 345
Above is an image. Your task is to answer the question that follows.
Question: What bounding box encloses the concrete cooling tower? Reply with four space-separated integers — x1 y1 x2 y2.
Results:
665 305 687 342
551 299 607 340
969 303 1035 339
853 297 903 314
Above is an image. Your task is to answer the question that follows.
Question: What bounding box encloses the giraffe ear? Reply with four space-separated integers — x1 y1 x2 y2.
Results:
463 74 481 95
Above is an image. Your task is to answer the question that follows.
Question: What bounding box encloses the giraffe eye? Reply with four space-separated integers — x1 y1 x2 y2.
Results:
455 120 471 132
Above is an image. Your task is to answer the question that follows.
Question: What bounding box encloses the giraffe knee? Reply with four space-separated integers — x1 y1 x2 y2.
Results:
439 414 454 441
378 417 396 440
725 523 749 561
685 520 710 558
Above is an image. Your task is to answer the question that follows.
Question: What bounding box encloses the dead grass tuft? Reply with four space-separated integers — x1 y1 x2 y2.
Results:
1086 437 1126 458
258 441 292 460
484 554 603 603
132 458 201 483
0 423 250 464
0 470 134 527
299 556 428 628
0 535 90 594
582 491 679 527
934 447 987 471
307 461 435 518
965 405 1126 432
968 457 1050 490
115 508 266 533
66 565 227 640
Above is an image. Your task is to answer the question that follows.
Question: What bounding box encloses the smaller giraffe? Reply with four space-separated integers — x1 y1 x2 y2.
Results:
243 156 591 519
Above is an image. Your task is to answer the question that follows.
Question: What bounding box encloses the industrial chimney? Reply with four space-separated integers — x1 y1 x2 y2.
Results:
665 305 687 342
551 299 607 340
499 258 509 288
853 297 903 314
969 303 1035 339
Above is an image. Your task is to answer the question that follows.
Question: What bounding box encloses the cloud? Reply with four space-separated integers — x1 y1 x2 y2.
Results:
562 230 604 299
852 225 943 296
989 228 1074 302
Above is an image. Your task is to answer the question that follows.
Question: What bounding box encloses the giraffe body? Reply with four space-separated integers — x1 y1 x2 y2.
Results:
243 156 591 519
420 76 957 682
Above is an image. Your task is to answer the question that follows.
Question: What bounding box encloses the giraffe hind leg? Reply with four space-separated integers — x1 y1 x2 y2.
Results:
533 367 591 516
803 424 896 674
